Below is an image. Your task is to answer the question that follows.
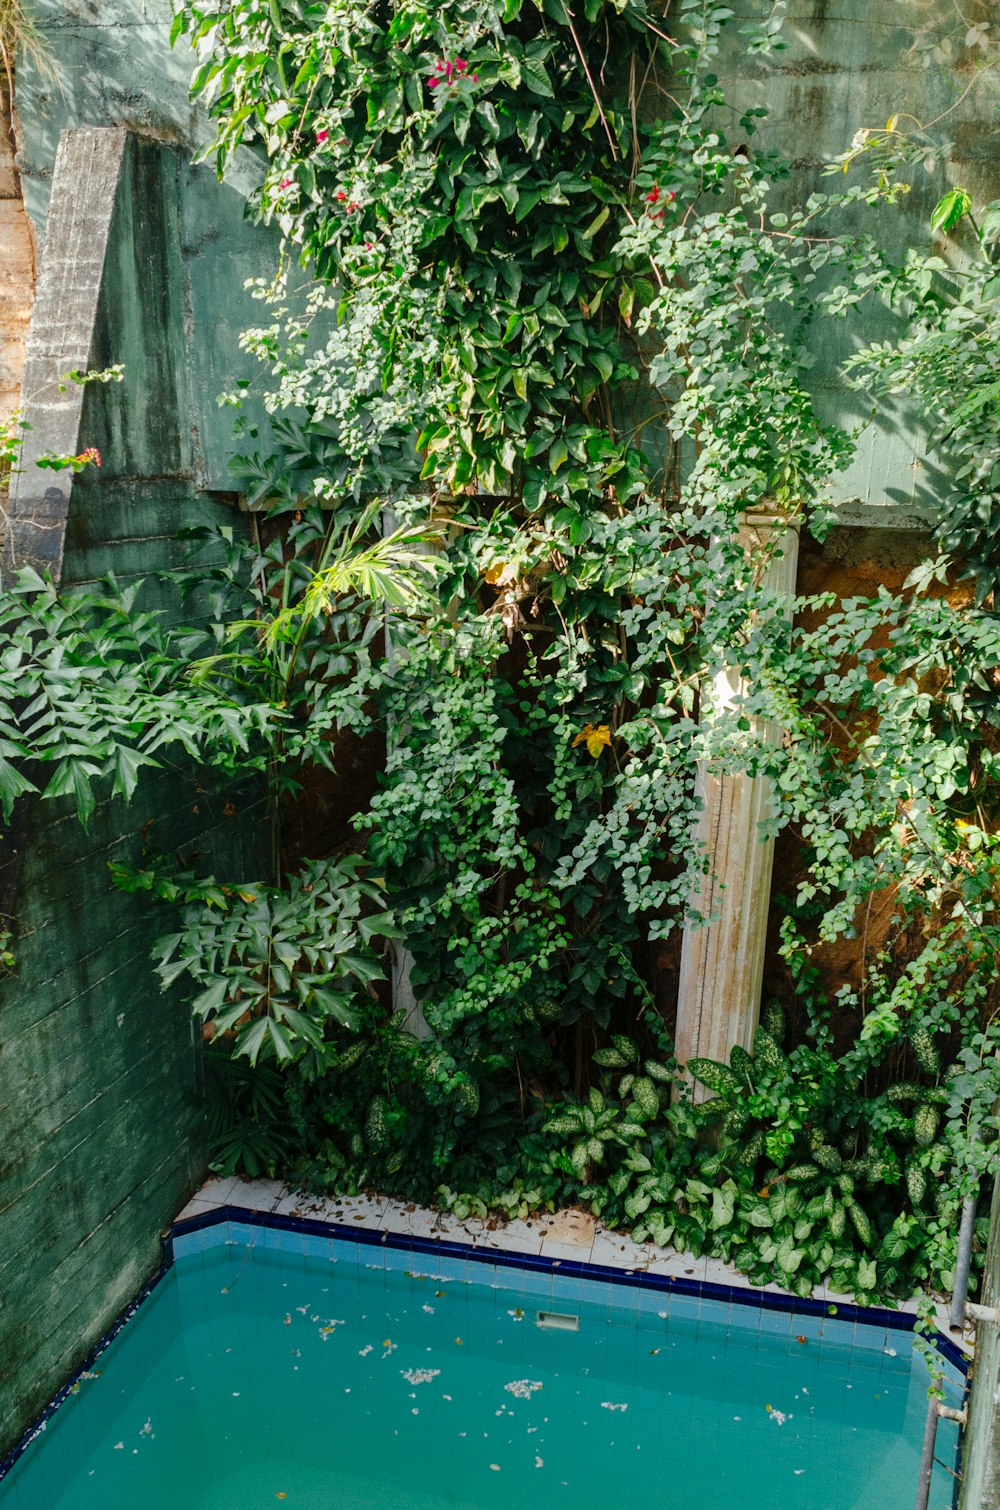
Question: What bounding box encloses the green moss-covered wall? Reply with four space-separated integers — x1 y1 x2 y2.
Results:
0 130 261 1459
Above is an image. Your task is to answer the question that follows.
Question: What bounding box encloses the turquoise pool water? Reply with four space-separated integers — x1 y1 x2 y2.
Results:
0 1222 962 1510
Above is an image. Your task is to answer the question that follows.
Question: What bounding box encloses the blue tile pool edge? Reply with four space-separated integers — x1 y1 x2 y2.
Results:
167 1203 972 1374
0 1200 969 1495
0 1257 172 1486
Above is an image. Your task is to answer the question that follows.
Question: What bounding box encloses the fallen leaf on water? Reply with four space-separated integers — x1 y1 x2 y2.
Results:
795 1336 807 1344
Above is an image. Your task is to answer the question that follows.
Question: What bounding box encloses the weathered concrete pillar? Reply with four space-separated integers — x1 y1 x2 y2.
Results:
382 510 431 1040
2 128 126 576
674 508 800 1085
0 82 35 431
960 1170 1000 1510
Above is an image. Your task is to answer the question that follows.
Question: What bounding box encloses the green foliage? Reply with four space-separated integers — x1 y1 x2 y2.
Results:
155 856 396 1069
0 0 998 1307
201 1045 292 1178
842 135 1000 601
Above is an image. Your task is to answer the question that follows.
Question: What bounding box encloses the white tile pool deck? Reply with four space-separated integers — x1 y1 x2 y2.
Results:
175 1177 973 1356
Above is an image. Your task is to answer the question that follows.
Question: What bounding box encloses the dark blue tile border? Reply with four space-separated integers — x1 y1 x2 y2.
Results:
167 1203 972 1375
0 1255 173 1486
1 1201 969 1501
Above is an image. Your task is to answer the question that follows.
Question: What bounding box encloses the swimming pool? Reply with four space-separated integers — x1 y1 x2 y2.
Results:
0 1213 964 1509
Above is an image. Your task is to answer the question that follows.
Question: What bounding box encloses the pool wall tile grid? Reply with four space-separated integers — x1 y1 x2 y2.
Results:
0 1259 174 1484
1 1195 968 1502
167 1199 971 1375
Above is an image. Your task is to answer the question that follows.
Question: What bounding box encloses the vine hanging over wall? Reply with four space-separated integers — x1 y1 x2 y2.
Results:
1 0 998 1305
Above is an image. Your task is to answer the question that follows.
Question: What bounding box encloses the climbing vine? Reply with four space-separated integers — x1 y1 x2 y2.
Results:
1 0 999 1304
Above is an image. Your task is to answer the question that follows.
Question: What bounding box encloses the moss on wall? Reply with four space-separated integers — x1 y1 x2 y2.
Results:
0 131 261 1459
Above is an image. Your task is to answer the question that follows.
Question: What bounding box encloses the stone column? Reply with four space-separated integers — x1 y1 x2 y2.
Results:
674 509 800 1087
382 508 431 1039
0 82 35 438
959 1168 1000 1510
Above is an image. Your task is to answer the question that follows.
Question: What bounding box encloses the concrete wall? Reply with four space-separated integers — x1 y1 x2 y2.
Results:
15 0 277 489
720 0 1000 526
14 1 1000 520
0 0 276 1458
0 129 260 1460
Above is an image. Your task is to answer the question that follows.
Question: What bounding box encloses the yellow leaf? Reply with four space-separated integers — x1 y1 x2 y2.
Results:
886 114 899 133
572 722 612 757
483 560 520 588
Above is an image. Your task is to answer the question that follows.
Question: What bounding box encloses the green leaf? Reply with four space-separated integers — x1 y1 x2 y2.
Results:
111 744 158 803
520 58 554 98
930 186 972 234
0 756 37 820
687 1058 742 1097
191 978 230 1018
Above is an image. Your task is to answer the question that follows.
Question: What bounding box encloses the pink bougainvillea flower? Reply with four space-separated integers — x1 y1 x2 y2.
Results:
428 55 474 90
316 128 329 143
279 177 293 189
335 188 348 201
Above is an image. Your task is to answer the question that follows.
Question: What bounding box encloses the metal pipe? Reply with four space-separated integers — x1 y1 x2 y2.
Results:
914 1395 939 1510
950 1194 978 1331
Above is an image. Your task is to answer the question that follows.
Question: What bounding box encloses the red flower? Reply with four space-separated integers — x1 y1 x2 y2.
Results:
78 446 101 467
335 188 347 201
279 177 293 189
428 55 473 90
645 185 660 203
316 129 329 143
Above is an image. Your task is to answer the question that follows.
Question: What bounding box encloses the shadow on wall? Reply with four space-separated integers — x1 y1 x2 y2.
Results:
718 0 1000 520
15 0 275 491
0 128 262 1460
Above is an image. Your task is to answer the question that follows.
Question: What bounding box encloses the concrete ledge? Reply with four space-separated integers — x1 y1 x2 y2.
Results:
176 1176 973 1358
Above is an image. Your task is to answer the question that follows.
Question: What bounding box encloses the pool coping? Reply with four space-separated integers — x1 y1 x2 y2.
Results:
0 1258 174 1486
168 1202 973 1375
0 1190 971 1495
